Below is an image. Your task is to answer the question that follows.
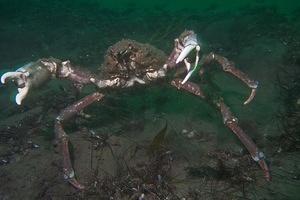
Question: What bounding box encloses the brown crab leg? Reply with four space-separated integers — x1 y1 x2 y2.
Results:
56 60 100 89
56 60 126 89
171 79 270 181
55 92 104 190
216 99 270 181
201 53 259 105
171 78 205 99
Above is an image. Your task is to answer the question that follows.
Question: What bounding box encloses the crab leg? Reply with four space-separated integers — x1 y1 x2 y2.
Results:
171 78 205 99
55 92 104 190
171 79 270 181
57 60 128 89
216 99 270 181
201 53 259 105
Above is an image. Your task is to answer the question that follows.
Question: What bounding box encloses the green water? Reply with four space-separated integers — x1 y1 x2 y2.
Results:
0 0 299 199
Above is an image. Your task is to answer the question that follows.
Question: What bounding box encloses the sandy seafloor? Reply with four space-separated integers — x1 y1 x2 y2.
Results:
0 0 299 199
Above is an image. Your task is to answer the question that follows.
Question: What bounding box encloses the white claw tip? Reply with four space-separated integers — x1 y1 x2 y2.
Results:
15 87 29 105
15 93 22 105
176 45 196 64
1 71 23 84
1 73 8 84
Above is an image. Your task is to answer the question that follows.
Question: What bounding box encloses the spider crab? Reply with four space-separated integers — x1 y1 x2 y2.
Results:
1 30 270 189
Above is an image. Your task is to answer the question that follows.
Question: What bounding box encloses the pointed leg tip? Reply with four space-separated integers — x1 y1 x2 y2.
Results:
243 88 257 105
69 178 85 190
257 159 271 181
243 96 253 105
264 168 271 182
243 100 250 105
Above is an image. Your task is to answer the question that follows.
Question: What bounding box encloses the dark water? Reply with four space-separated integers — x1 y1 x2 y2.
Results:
0 0 299 199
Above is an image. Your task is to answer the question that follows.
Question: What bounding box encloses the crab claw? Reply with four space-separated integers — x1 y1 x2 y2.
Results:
1 60 56 105
1 71 24 84
16 86 30 105
181 45 201 85
176 33 199 64
1 68 31 105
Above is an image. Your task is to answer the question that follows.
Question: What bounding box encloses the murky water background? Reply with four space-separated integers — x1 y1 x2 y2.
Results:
0 0 299 199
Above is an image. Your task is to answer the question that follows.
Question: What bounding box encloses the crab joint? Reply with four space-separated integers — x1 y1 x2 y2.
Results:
63 168 85 190
252 151 266 162
63 168 75 180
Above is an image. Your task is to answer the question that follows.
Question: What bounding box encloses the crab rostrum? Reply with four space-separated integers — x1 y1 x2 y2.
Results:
1 30 269 189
